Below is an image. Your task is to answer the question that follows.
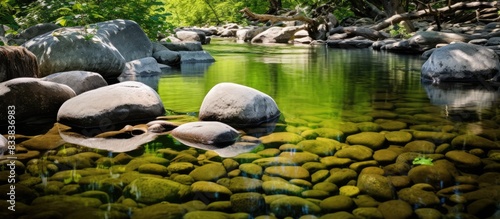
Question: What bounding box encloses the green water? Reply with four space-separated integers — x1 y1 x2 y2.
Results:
159 39 426 120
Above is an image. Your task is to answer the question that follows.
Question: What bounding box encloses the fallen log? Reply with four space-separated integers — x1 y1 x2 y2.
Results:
371 1 500 31
240 7 316 26
343 26 390 40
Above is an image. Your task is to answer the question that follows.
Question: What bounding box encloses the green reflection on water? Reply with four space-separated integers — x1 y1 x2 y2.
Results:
158 39 426 121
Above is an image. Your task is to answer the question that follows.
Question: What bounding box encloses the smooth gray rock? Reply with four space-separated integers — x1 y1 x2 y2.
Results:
179 51 215 63
121 57 161 76
199 82 281 128
236 27 266 42
0 78 76 124
171 121 240 150
161 42 203 51
152 42 180 65
421 43 500 83
57 81 165 132
175 30 206 43
42 70 107 94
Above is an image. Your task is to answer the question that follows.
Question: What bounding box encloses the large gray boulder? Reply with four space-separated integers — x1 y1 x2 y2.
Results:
97 19 152 61
0 78 76 125
199 82 281 128
57 81 165 134
421 43 500 83
42 70 108 94
22 19 152 79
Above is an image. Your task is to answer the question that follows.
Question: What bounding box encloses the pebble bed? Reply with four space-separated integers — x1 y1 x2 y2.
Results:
1 92 500 219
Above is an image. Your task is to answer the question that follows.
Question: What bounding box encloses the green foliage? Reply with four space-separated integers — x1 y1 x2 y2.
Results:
332 5 355 21
412 156 433 166
0 0 19 30
16 0 174 39
389 24 412 39
166 0 263 27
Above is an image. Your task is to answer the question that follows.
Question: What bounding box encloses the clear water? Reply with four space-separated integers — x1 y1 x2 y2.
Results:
158 39 498 124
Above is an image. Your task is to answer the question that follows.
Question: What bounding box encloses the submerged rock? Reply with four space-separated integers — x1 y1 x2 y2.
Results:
171 121 262 157
199 82 281 128
171 121 240 150
123 177 191 204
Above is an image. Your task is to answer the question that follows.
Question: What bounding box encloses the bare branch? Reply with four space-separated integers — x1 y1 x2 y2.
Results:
240 7 316 25
371 1 500 31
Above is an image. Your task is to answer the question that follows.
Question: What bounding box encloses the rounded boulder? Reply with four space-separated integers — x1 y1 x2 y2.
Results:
57 81 165 133
199 82 280 128
421 43 500 83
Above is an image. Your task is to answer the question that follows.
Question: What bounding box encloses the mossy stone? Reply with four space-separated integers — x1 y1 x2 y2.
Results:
123 177 191 204
230 192 265 214
138 163 169 176
346 132 386 150
335 145 373 161
228 176 263 193
384 131 412 144
191 181 232 200
264 166 310 180
260 132 304 148
270 196 321 218
167 162 195 174
262 180 304 196
239 163 263 178
320 195 355 212
297 139 341 156
279 151 319 165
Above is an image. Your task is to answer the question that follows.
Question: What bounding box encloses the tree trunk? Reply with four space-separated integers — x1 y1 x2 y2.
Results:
267 0 282 14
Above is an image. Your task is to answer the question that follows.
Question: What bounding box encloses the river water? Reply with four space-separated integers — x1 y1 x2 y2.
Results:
159 39 498 124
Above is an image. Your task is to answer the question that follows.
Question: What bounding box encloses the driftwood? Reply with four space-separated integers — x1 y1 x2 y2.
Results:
371 1 500 31
240 1 500 41
240 7 316 26
343 26 390 40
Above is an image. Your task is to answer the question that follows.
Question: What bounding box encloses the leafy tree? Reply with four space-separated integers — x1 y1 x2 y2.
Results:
14 0 174 39
0 0 20 30
165 0 357 27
